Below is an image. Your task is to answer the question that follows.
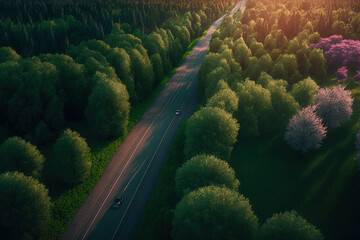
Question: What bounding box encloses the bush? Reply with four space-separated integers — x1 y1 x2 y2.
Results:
175 154 239 196
0 137 44 178
172 186 259 240
54 129 91 185
257 211 324 240
0 171 51 240
284 106 327 153
184 107 239 160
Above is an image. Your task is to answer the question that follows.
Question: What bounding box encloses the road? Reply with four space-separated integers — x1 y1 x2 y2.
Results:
60 1 244 240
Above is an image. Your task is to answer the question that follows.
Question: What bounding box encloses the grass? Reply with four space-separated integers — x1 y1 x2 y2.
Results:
229 78 360 240
42 33 206 240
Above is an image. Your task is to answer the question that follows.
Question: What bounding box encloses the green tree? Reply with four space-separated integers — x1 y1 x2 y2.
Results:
291 77 319 107
0 137 44 178
0 47 21 64
206 87 238 114
0 172 51 240
234 43 252 69
198 53 225 98
86 72 130 139
184 107 239 160
309 49 327 83
151 53 164 83
267 81 300 131
257 211 324 240
128 47 155 99
172 186 259 240
54 129 91 185
235 80 272 137
175 154 240 196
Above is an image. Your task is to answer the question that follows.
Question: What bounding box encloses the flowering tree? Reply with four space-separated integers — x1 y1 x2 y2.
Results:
336 67 348 82
314 85 353 127
310 35 360 69
284 106 327 153
353 70 360 82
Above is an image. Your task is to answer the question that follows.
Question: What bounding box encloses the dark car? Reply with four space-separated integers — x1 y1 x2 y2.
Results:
175 110 180 116
112 197 124 209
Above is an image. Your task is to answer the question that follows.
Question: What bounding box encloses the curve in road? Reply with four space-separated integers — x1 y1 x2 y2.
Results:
60 1 244 240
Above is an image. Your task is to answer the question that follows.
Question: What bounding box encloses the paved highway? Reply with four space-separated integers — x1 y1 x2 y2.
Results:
60 1 244 239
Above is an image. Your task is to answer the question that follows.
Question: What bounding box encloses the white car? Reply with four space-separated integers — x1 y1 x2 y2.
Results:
175 110 180 116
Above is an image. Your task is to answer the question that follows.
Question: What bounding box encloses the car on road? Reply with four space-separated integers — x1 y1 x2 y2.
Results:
175 110 180 116
112 197 124 209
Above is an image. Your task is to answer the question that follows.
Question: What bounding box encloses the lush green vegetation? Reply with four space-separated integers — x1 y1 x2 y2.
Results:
138 0 360 239
0 0 236 56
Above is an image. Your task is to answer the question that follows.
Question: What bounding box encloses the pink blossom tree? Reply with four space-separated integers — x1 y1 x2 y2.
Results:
314 85 353 128
284 106 327 153
336 67 347 82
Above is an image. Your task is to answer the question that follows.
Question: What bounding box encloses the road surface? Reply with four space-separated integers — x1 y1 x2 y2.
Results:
60 1 244 239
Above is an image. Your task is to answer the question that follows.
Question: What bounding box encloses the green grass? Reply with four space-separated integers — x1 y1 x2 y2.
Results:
229 79 360 240
42 33 206 240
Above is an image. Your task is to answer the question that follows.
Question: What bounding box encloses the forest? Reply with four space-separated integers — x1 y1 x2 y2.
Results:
136 0 360 239
0 0 237 239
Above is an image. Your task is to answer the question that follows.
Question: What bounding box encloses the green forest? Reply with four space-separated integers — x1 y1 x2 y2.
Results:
137 0 360 239
2 0 360 239
0 0 237 239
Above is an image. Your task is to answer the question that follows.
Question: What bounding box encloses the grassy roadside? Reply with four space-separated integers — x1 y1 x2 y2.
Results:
133 122 186 240
44 34 205 240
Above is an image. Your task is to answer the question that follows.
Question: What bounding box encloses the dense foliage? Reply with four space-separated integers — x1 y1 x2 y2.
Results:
0 0 236 56
0 137 44 178
0 172 51 240
184 107 239 160
175 154 239 196
53 129 91 185
172 186 259 240
257 211 324 240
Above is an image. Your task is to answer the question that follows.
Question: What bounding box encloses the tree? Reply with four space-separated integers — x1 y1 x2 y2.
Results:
0 137 44 178
128 47 155 99
234 43 252 69
206 87 238 114
284 106 327 153
0 47 21 63
235 80 272 137
151 53 164 84
268 81 300 131
172 186 258 240
314 85 353 128
175 154 240 196
198 53 225 97
54 129 91 185
336 66 348 82
257 211 324 240
276 54 298 78
291 77 319 107
86 72 130 139
0 172 51 240
184 107 239 160
309 49 327 83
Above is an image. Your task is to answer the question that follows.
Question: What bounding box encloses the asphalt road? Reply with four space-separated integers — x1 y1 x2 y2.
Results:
60 1 244 240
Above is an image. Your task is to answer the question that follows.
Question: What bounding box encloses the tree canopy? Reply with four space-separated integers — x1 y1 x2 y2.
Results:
172 186 259 240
